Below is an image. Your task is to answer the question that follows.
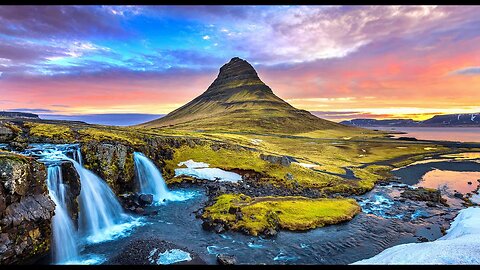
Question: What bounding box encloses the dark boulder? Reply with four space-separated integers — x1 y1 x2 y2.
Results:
138 194 154 206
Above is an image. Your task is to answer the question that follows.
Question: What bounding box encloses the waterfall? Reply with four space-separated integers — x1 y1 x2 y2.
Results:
133 152 181 203
23 144 141 264
46 165 79 264
71 160 128 240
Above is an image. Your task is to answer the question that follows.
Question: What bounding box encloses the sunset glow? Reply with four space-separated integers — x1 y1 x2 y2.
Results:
1 5 479 122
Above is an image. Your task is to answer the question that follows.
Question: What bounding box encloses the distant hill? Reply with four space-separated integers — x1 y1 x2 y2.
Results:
0 111 39 119
341 113 480 127
139 57 353 134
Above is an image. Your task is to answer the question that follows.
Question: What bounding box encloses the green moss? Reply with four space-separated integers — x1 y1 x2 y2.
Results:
4 122 22 134
203 194 361 236
25 122 74 141
78 128 145 146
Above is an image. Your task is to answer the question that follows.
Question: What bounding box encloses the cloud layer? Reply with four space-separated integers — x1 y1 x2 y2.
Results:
1 5 479 120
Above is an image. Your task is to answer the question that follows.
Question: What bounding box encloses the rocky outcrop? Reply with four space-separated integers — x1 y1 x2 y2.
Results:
260 154 291 167
81 141 135 195
216 254 236 265
60 161 81 224
0 152 55 264
401 187 448 206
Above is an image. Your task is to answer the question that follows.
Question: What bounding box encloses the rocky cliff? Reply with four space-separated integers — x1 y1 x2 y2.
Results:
0 152 55 264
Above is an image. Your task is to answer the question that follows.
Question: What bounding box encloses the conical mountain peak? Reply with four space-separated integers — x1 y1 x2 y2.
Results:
139 57 347 134
217 57 259 80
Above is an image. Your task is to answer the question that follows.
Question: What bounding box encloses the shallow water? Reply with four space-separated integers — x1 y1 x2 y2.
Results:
371 127 480 142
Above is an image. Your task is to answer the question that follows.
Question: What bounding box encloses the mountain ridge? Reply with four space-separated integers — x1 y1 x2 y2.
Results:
341 113 480 127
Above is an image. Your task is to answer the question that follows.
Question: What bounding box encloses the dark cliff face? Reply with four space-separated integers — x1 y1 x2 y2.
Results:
0 153 55 264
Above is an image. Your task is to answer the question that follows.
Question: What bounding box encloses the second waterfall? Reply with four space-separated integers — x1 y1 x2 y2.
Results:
133 152 190 204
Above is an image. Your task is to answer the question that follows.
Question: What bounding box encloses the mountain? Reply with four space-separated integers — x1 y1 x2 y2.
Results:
340 119 419 127
341 113 480 127
0 111 39 119
139 57 351 133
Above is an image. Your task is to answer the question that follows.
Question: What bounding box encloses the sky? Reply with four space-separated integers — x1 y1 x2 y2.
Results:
1 5 480 125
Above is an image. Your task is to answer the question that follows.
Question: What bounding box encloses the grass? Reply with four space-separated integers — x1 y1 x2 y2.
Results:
78 128 145 146
163 143 344 189
25 122 74 141
202 193 361 235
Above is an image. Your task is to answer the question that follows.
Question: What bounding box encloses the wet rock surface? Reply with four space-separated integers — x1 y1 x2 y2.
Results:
216 254 237 265
107 238 206 265
0 153 55 264
401 187 448 206
60 161 81 224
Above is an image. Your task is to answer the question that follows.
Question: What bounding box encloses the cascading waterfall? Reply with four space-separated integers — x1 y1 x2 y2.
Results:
23 144 142 264
46 164 79 264
133 152 183 203
71 159 128 240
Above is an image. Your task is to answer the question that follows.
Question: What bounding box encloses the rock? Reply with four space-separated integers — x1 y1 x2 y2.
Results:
217 254 237 265
263 228 277 238
61 161 81 223
467 181 472 185
454 192 464 199
401 187 448 206
135 207 145 214
417 236 429 242
426 202 437 207
214 223 225 234
138 194 154 206
285 173 294 181
260 154 291 167
0 153 55 264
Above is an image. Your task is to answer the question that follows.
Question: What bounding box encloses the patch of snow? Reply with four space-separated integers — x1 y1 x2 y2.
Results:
352 207 480 264
251 139 263 145
424 147 437 150
155 249 192 265
342 137 352 140
175 167 242 183
177 159 209 168
293 162 317 168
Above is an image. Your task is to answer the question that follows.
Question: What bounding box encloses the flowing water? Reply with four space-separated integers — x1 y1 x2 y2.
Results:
46 165 79 264
72 160 132 243
22 144 142 264
133 152 194 204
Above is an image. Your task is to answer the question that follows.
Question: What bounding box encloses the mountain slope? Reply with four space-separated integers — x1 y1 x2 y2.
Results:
139 57 352 134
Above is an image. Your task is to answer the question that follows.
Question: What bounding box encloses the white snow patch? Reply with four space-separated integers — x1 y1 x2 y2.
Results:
175 168 242 183
176 159 242 182
177 160 209 168
251 139 263 145
155 249 192 264
352 207 480 264
293 162 317 168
